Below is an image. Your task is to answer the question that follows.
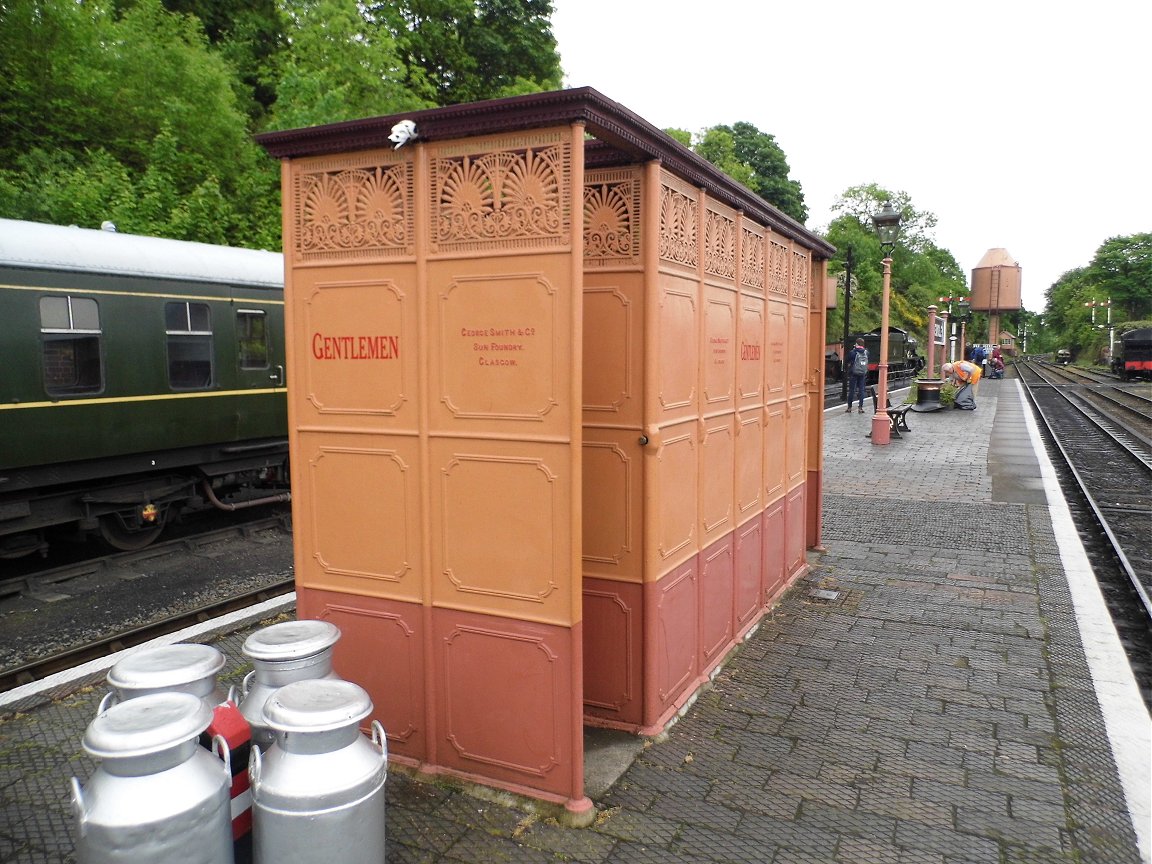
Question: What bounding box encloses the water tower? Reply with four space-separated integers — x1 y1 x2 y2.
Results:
971 248 1022 346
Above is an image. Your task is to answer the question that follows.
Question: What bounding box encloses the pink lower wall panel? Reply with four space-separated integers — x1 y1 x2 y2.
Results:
298 588 426 762
643 559 699 731
762 500 786 604
431 607 582 803
298 588 584 806
582 577 644 727
734 517 763 637
698 534 734 676
785 485 807 580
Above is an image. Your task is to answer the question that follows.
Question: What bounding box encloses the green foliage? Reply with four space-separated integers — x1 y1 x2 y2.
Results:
689 122 807 223
1040 233 1152 363
269 0 430 130
366 0 562 106
823 185 966 348
0 0 565 248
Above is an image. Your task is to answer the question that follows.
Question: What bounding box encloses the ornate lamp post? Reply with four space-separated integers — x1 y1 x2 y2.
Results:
870 201 901 445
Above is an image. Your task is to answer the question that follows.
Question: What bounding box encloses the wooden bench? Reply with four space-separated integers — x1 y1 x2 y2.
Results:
869 387 912 437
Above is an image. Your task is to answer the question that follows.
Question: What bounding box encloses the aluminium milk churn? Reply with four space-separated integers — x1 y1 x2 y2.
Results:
98 643 229 713
237 619 342 750
71 691 235 864
249 679 387 864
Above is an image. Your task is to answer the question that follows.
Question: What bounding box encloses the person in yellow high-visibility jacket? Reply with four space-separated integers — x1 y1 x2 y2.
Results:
942 360 981 409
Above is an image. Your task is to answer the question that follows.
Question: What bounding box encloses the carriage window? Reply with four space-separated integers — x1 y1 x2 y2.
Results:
40 296 103 395
236 309 269 369
165 302 213 389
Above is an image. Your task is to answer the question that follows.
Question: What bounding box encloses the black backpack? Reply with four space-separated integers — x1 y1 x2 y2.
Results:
852 349 868 375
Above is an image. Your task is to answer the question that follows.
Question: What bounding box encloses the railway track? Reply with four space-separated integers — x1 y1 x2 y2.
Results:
0 513 294 693
1018 360 1152 703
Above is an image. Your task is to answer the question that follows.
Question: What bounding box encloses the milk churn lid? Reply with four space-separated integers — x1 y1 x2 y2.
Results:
243 619 340 661
262 679 372 733
84 692 212 759
106 643 226 691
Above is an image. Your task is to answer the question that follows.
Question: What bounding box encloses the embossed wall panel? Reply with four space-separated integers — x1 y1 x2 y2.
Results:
645 560 699 720
650 419 698 576
762 500 786 604
738 294 765 407
433 608 577 798
430 438 572 625
582 274 643 428
787 397 807 489
293 272 416 429
298 590 425 761
296 431 421 602
764 402 786 503
766 299 788 400
582 577 643 726
789 304 808 400
429 265 571 438
734 517 762 635
700 414 734 546
654 271 698 422
699 535 734 674
703 285 736 410
736 408 763 520
581 429 641 582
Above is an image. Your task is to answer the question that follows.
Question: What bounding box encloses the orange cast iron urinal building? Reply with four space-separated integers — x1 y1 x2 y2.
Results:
256 87 835 817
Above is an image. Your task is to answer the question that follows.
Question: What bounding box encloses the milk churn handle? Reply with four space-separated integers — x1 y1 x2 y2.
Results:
226 683 238 705
241 669 256 699
371 720 388 762
211 734 231 779
248 744 262 791
97 691 118 715
69 777 87 836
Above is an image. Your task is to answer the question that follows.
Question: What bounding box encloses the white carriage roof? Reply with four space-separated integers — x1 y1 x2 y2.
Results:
0 219 283 288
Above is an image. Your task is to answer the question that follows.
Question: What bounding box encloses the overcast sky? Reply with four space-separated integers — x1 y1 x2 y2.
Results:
550 0 1149 312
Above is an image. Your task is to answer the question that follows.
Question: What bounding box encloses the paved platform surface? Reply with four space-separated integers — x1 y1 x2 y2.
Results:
2 378 1149 863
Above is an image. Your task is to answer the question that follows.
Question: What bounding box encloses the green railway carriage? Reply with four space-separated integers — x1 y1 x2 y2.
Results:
0 218 288 555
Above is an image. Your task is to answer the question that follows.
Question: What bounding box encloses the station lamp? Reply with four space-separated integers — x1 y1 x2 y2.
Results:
869 201 901 445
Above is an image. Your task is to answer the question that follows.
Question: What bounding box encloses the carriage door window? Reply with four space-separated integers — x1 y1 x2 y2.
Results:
236 309 268 369
165 302 213 389
40 296 103 395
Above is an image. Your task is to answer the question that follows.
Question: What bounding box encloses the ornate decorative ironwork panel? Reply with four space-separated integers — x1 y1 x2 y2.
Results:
791 249 809 301
703 208 736 280
659 181 698 268
430 132 571 255
768 238 789 296
292 152 414 262
741 225 765 292
584 168 642 267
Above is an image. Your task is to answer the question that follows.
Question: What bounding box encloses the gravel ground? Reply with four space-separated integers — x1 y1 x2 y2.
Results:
0 518 294 674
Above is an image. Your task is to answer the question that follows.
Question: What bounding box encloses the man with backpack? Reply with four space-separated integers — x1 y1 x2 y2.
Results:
845 337 868 414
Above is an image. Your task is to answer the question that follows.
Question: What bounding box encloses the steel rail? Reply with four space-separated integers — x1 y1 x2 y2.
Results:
1020 362 1152 619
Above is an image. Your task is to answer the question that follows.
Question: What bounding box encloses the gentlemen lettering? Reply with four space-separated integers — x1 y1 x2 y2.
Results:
312 333 400 360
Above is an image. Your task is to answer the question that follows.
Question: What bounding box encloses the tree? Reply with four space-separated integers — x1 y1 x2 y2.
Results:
692 122 807 223
366 0 561 106
823 185 966 349
1083 234 1152 323
269 0 430 130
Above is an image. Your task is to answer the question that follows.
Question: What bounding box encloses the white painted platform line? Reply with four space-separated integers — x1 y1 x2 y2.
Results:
1017 380 1152 864
0 592 297 710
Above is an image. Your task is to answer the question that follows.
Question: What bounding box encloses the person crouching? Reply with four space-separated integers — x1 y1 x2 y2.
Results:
942 360 981 410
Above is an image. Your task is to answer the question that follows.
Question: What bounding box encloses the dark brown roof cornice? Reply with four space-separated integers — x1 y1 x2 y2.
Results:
255 87 833 256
